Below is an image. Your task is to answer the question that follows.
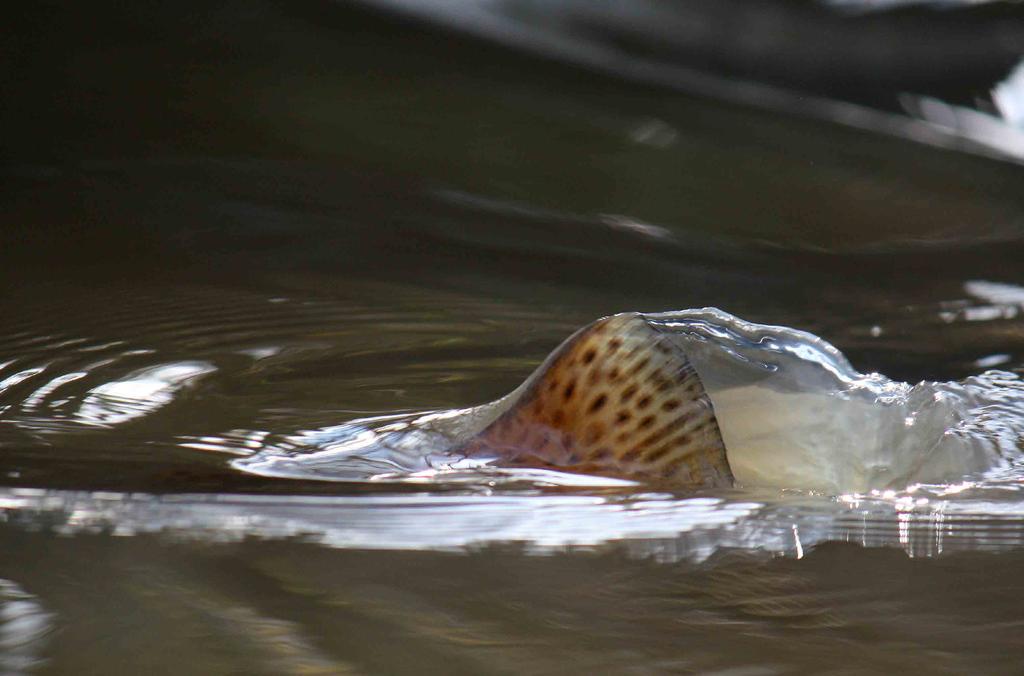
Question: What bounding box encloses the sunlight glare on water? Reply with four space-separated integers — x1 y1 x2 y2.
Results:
76 362 216 427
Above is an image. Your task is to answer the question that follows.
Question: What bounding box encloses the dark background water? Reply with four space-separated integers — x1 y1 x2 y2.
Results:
3 1 1024 673
5 1 1024 380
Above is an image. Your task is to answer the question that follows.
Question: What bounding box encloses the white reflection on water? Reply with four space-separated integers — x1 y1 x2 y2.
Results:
901 94 1024 160
0 368 48 396
995 57 1024 129
0 578 51 675
965 279 1024 309
75 361 215 427
178 429 270 455
4 487 1024 562
1 488 764 559
933 279 1024 325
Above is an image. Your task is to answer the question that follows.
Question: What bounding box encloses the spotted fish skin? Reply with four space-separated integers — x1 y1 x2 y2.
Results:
460 313 734 488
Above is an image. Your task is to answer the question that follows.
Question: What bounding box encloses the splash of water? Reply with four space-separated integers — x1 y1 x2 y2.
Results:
647 309 1024 493
235 308 1024 494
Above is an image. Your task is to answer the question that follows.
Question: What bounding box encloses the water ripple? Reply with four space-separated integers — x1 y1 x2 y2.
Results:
5 487 1024 562
0 578 52 675
75 361 216 428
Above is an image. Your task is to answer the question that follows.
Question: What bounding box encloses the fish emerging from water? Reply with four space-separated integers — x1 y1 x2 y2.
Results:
458 313 734 487
236 307 1024 492
237 312 736 488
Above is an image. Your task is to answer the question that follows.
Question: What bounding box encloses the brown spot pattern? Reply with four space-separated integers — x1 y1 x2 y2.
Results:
459 313 733 488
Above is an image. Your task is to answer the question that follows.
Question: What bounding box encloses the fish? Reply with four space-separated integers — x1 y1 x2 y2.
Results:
459 312 734 488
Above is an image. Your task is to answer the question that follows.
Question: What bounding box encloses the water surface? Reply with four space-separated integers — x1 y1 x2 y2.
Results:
3 2 1024 673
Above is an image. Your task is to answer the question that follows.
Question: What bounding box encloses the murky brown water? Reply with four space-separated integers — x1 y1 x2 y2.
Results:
3 2 1024 673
